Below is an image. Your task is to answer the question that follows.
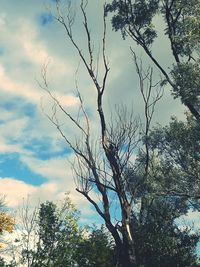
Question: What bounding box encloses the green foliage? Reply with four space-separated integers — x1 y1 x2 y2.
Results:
171 61 200 109
147 115 200 200
75 225 115 267
106 0 200 120
106 0 200 56
164 0 200 56
125 114 200 266
133 197 199 267
22 197 81 267
105 0 159 45
20 198 115 267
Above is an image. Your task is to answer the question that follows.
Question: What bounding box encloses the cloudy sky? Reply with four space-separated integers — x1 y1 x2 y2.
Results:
0 0 187 225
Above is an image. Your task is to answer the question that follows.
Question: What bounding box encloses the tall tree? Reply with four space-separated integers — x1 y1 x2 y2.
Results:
43 1 145 266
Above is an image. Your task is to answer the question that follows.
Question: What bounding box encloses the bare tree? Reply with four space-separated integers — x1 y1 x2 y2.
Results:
41 1 162 266
7 197 40 267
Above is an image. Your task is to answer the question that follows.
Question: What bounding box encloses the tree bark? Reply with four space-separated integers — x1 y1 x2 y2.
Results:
117 241 136 267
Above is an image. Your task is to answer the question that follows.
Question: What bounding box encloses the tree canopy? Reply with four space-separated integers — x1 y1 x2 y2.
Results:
106 0 200 121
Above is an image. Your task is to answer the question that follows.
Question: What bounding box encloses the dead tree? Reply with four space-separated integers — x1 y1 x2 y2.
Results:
42 1 162 266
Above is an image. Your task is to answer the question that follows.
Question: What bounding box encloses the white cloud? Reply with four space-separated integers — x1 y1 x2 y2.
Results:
178 210 200 231
0 108 17 122
54 92 79 107
0 64 41 103
0 63 78 108
0 10 78 110
0 178 35 207
0 142 30 155
0 177 94 222
20 155 72 182
0 117 28 139
0 115 33 155
0 177 65 209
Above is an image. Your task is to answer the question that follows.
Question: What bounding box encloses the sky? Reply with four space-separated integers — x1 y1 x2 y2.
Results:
0 0 196 234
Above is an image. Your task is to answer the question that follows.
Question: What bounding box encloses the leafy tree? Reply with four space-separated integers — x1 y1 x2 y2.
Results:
21 197 81 267
106 0 200 121
17 198 117 267
145 114 200 202
127 114 200 266
133 197 200 267
75 225 115 267
123 143 200 266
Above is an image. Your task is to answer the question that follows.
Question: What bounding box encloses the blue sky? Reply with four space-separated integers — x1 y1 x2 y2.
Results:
0 0 199 240
0 0 95 215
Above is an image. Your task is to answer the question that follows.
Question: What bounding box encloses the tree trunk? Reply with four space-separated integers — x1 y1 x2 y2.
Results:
116 241 136 267
105 221 136 267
